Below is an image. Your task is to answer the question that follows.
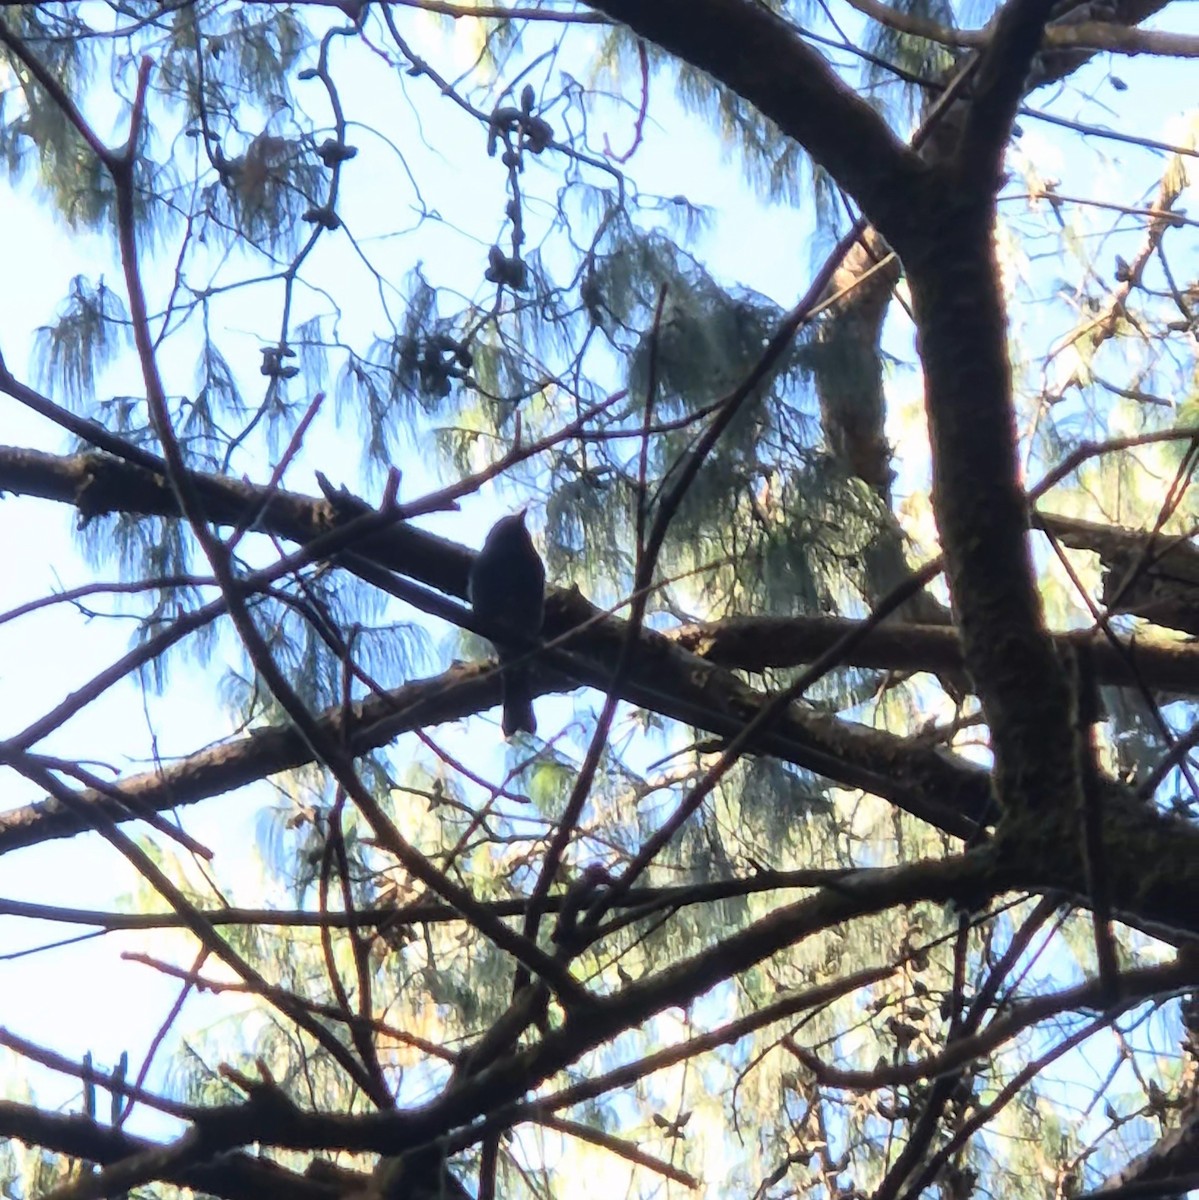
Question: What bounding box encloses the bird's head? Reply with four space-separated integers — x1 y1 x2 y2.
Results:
486 509 529 543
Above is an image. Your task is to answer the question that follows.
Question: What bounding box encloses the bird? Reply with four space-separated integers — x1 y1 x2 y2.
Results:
468 510 546 737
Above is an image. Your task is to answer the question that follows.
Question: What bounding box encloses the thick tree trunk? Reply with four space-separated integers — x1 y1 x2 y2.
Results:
900 185 1077 817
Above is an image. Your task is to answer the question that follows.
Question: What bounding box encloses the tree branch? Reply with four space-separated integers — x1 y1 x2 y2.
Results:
958 0 1062 186
0 1100 340 1200
582 0 925 237
674 610 1199 695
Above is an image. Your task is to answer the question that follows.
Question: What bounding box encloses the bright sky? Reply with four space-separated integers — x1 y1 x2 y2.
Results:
0 10 826 1134
0 0 1196 1161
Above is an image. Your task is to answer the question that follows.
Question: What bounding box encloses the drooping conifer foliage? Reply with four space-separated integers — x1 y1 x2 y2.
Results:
2 2 1199 1197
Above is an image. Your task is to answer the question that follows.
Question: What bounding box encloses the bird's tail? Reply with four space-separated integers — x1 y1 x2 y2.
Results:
500 661 536 737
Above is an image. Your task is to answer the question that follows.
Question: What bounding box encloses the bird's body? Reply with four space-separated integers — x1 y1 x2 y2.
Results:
468 511 546 736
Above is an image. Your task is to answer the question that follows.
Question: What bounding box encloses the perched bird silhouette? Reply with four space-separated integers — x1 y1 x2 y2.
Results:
468 510 546 737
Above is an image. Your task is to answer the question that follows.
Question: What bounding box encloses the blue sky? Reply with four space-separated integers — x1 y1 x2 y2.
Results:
0 12 829 1133
0 0 1196 1166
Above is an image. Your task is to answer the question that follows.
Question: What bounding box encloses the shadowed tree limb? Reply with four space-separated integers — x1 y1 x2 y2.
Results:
582 0 926 237
957 0 1059 185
